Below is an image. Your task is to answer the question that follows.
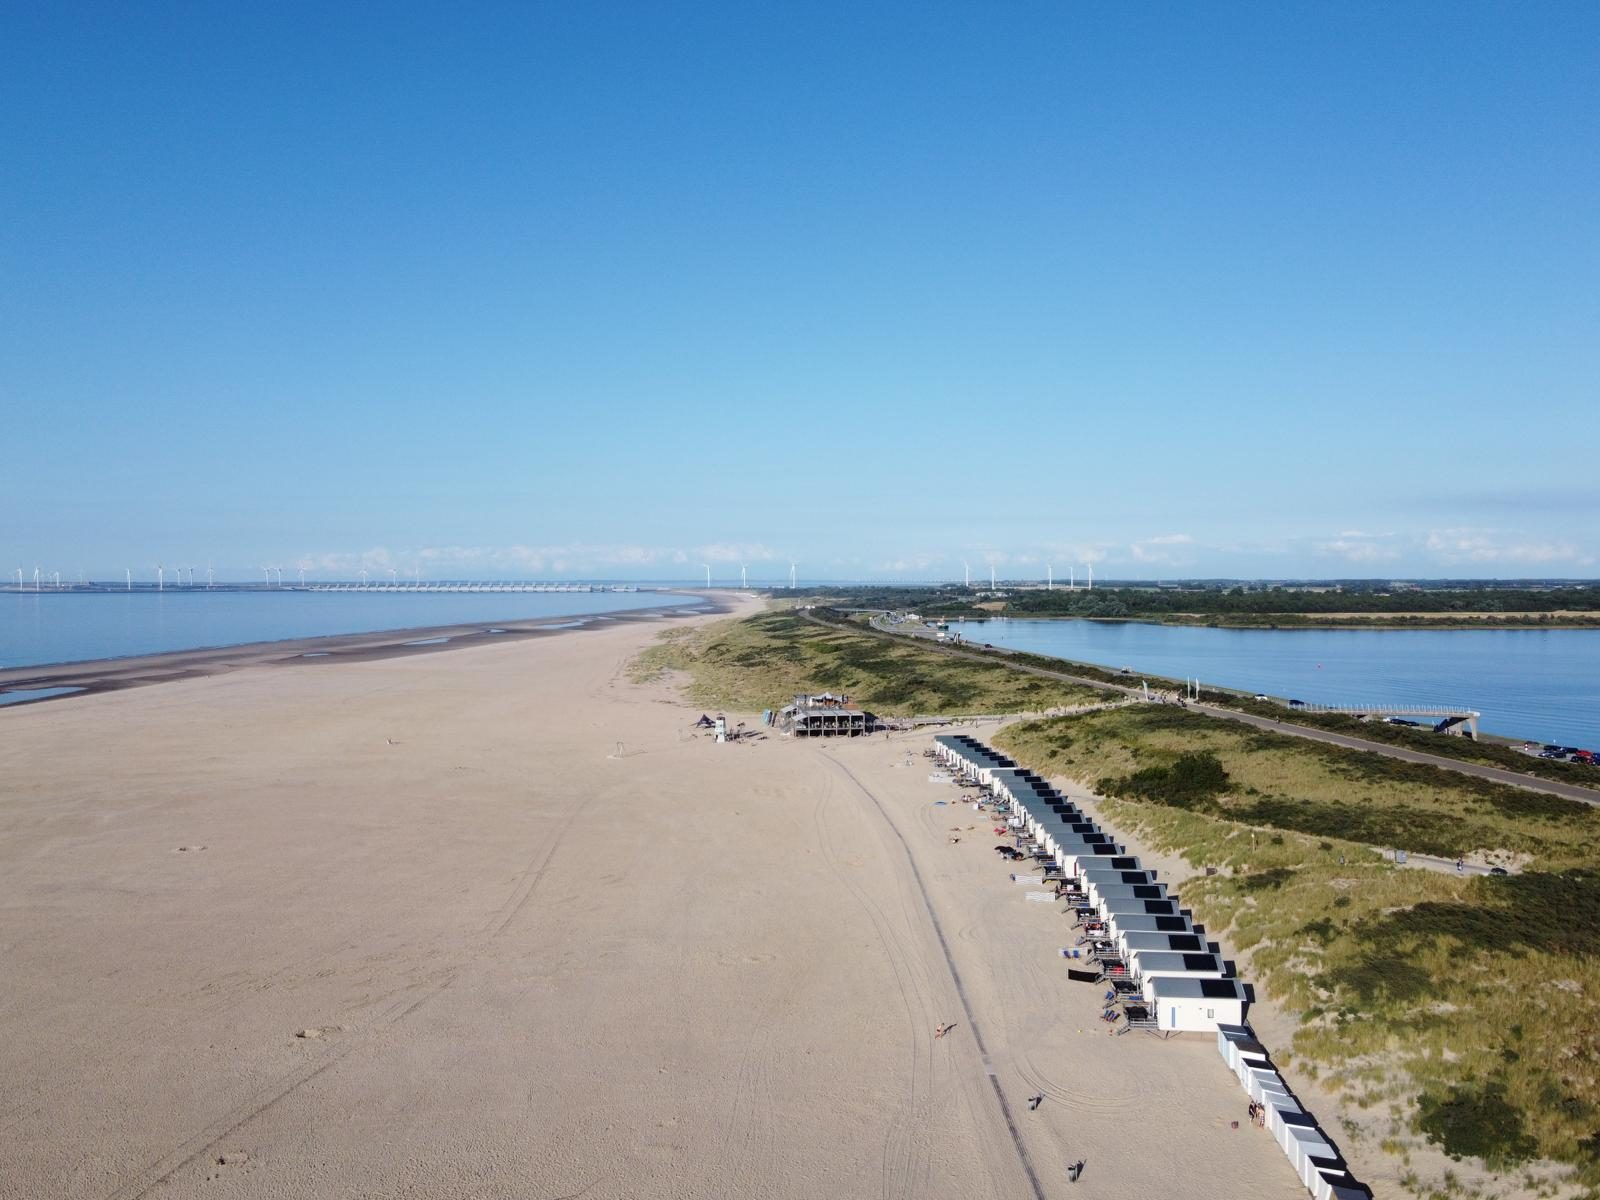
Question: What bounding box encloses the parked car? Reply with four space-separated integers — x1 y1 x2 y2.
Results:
1253 693 1269 701
1489 867 1509 877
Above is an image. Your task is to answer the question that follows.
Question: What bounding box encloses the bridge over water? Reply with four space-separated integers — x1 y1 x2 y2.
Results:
1289 702 1481 737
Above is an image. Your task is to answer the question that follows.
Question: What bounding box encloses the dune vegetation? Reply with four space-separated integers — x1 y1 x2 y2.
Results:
630 608 1108 716
997 706 1600 1197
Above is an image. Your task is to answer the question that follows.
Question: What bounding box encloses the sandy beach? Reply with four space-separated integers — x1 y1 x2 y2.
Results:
0 600 1303 1199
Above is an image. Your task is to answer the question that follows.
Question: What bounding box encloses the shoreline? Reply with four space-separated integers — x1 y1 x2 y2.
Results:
0 590 731 707
951 613 1600 630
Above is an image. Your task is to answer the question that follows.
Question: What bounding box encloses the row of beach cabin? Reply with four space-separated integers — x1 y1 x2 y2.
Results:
932 733 1245 1033
1218 1026 1368 1200
930 733 1366 1200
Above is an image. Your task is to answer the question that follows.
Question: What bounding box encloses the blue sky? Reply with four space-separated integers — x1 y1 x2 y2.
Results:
3 2 1596 582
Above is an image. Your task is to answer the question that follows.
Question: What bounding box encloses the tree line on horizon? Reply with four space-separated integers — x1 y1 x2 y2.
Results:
811 584 1600 620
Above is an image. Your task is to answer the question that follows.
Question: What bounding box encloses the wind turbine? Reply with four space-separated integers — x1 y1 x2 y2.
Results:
1047 564 1052 590
13 567 20 590
389 568 398 586
740 564 748 589
126 568 132 592
299 568 306 587
963 560 970 588
789 562 797 589
1069 566 1075 590
262 566 271 586
1087 563 1093 591
990 561 996 590
359 568 368 587
53 571 61 589
206 563 214 589
156 564 164 591
701 564 711 588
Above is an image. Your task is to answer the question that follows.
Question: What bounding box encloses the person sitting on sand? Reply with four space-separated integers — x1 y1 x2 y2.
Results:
934 1022 956 1039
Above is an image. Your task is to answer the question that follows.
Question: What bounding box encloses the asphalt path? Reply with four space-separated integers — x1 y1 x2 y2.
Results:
838 612 1600 808
1187 702 1600 806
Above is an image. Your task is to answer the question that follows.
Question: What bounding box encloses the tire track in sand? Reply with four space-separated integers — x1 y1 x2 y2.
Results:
819 750 1048 1200
810 773 938 1200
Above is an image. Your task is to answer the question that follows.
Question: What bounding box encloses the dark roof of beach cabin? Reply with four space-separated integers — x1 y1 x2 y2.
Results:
1105 898 1176 914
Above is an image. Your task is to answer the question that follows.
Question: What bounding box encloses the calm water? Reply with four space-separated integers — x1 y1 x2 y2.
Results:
948 618 1600 746
1 590 687 670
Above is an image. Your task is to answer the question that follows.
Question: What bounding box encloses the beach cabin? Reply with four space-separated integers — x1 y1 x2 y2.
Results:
1129 949 1225 984
1118 930 1207 958
1100 896 1182 920
1070 855 1141 877
1105 913 1195 938
989 768 1048 801
1053 833 1119 856
1086 880 1168 908
1081 876 1158 896
1056 844 1128 875
1143 975 1246 1032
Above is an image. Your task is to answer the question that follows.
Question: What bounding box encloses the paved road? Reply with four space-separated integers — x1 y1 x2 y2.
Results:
1186 702 1600 806
833 612 1600 808
1394 851 1509 878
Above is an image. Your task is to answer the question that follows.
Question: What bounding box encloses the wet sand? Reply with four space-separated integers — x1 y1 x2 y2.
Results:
0 597 1301 1199
0 591 724 707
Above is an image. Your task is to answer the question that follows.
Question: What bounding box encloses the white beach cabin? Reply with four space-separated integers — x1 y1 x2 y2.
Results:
1143 976 1246 1032
1105 913 1195 938
1117 930 1208 958
1129 949 1225 984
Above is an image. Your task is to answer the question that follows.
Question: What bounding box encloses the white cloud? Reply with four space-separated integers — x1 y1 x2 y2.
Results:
693 542 776 564
877 553 943 573
1423 528 1592 566
1312 536 1402 564
1128 533 1195 565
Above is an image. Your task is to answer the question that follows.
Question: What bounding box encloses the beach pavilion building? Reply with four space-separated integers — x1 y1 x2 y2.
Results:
778 693 875 737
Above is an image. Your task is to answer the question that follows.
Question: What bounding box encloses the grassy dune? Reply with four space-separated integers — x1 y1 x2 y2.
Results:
631 608 1109 716
998 707 1600 1197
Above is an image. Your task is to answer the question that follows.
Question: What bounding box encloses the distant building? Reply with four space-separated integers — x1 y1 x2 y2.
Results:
777 692 875 737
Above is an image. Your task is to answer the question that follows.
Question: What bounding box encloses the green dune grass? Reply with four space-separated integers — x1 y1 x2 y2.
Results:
998 707 1600 1196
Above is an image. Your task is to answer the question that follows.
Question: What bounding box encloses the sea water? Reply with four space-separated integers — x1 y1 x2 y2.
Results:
1 590 687 670
948 618 1600 746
